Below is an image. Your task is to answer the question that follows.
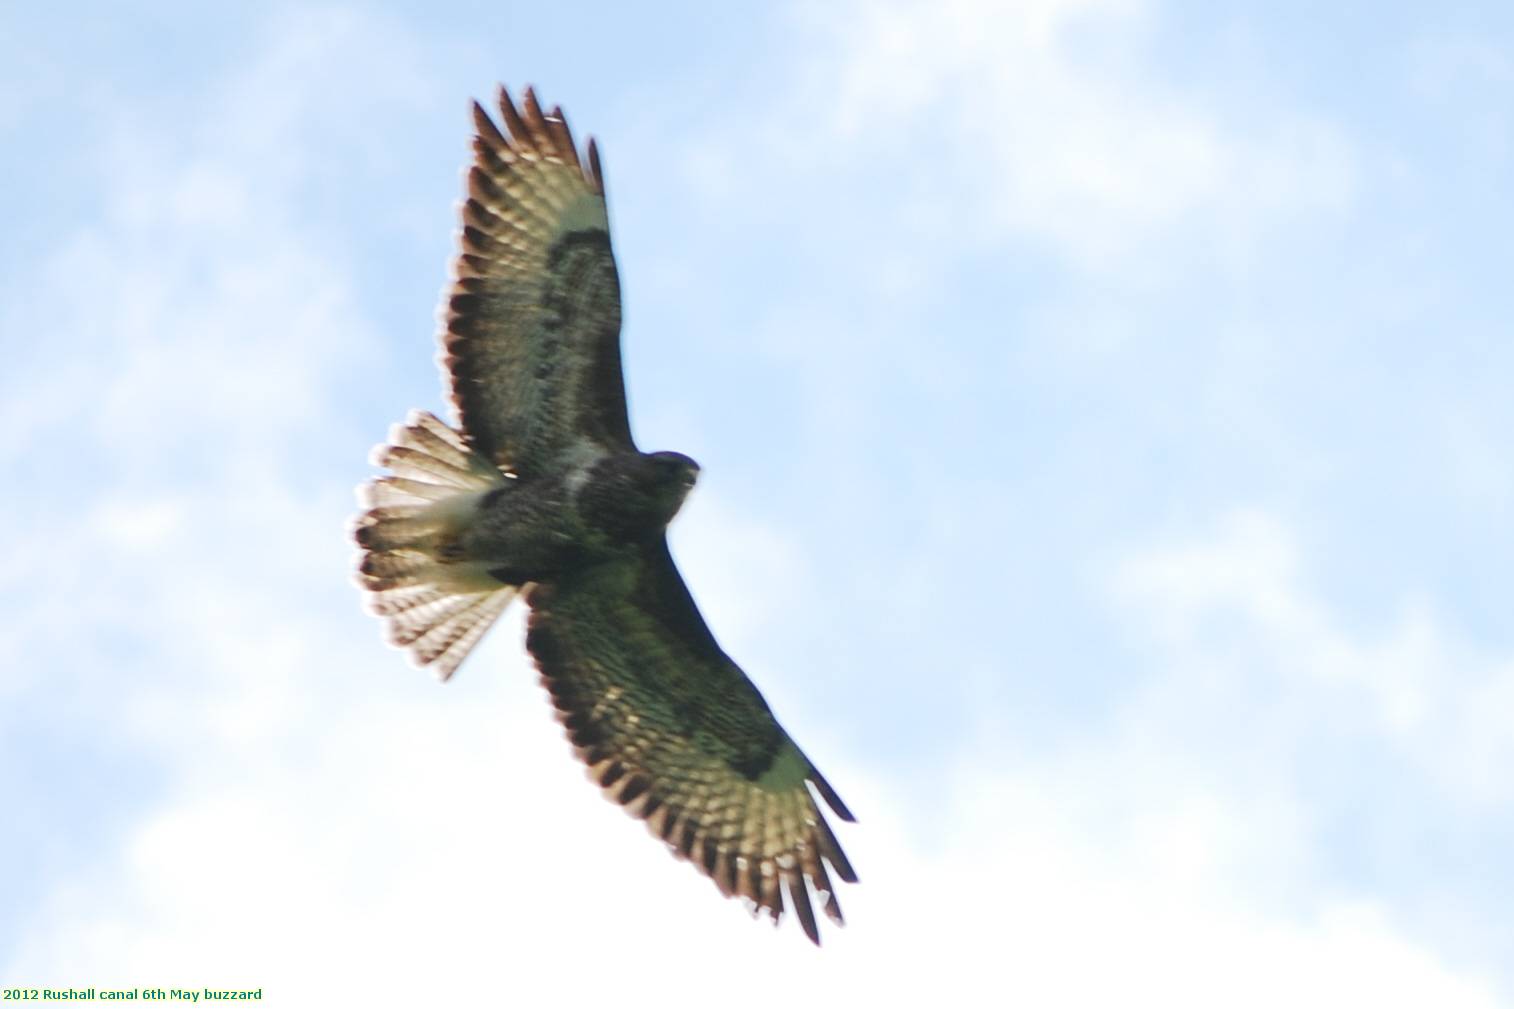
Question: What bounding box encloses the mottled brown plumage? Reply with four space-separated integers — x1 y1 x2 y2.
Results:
353 86 856 944
445 88 627 475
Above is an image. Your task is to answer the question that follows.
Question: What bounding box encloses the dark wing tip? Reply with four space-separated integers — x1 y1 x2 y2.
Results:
521 85 544 126
815 812 859 885
519 86 550 144
496 84 532 152
586 136 605 195
808 766 857 823
788 874 821 945
471 99 506 147
544 103 583 173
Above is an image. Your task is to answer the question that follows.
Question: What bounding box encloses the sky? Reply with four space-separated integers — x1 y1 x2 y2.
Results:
3 0 1513 1003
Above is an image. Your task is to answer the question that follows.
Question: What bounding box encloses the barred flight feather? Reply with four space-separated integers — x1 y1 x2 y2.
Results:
353 411 517 681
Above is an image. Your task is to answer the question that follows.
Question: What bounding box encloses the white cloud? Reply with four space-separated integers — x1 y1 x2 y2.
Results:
785 0 1355 272
1112 508 1514 806
11 676 1505 1007
669 490 811 648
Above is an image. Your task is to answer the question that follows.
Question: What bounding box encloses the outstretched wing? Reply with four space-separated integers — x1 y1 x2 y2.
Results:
442 86 632 476
525 538 858 944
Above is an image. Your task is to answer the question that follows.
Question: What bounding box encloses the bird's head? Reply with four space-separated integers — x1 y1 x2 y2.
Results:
583 450 701 537
645 450 700 521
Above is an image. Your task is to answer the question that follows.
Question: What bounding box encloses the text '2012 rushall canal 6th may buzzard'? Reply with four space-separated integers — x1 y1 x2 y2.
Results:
2 989 262 1001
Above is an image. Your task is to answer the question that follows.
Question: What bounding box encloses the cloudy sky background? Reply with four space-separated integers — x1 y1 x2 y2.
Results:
4 0 1512 1003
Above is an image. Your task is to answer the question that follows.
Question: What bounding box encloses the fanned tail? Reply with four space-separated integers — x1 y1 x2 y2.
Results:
352 410 517 680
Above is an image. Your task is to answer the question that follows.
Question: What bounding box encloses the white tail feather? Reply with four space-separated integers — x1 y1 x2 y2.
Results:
354 411 517 681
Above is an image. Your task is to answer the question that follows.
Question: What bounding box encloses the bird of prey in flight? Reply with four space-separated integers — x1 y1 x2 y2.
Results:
352 85 857 944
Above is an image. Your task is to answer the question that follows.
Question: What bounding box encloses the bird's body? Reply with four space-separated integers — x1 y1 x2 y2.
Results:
451 450 697 583
352 86 856 944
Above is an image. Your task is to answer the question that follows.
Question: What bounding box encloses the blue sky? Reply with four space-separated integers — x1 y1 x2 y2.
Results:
4 0 1512 1003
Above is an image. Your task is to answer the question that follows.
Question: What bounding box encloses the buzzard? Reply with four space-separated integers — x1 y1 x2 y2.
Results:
352 86 857 944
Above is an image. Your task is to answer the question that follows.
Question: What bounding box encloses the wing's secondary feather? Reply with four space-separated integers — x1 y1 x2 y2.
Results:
525 538 857 944
443 86 632 475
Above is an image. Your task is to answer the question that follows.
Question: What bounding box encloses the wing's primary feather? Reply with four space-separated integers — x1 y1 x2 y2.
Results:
525 538 857 944
444 86 632 475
